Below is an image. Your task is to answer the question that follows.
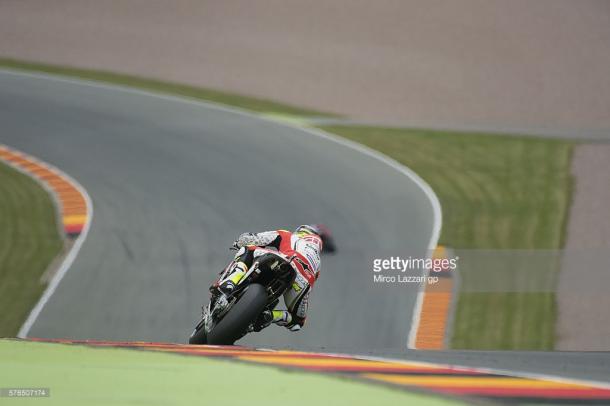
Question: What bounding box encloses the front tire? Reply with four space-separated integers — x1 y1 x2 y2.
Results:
206 284 268 345
188 318 208 344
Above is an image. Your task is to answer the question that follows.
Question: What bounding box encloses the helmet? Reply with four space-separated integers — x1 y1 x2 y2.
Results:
294 224 320 238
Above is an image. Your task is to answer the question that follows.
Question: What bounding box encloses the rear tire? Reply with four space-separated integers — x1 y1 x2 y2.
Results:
207 284 268 345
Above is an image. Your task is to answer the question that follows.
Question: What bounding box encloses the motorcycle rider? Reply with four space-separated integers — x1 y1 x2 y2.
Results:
210 225 322 332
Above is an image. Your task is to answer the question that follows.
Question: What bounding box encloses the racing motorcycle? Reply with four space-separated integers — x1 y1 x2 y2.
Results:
189 248 301 345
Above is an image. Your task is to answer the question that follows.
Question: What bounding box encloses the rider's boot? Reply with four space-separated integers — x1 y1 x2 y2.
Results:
271 310 292 325
272 310 301 331
252 310 295 332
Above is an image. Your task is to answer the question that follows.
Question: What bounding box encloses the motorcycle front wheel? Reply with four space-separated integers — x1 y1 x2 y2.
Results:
204 283 268 345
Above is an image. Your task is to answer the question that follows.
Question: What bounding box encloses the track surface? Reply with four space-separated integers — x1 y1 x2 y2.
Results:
2 71 610 386
0 70 436 350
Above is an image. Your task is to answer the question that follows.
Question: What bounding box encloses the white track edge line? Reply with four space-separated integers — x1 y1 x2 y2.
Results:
0 68 442 346
0 145 95 338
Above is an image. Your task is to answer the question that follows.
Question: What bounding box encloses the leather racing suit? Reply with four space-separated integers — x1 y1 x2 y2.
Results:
213 229 322 331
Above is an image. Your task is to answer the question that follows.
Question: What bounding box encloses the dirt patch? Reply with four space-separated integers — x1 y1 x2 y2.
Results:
557 144 610 350
1 0 609 134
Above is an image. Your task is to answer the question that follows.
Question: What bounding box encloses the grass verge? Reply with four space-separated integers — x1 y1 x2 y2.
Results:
0 340 459 405
323 126 574 349
0 59 574 349
0 163 63 336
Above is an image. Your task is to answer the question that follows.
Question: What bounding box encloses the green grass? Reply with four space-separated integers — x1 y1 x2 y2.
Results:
0 163 63 336
0 57 335 118
0 340 460 406
323 126 574 349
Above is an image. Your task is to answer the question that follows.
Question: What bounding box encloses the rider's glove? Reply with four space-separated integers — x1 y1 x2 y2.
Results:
231 232 255 250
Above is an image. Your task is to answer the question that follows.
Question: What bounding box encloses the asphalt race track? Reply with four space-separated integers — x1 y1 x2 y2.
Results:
0 70 437 350
2 70 609 384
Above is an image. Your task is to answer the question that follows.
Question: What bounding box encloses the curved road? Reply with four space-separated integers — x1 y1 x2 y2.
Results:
0 70 436 350
3 71 610 384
